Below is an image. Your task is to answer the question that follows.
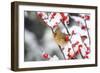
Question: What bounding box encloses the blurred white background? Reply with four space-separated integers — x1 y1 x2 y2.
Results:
0 0 99 73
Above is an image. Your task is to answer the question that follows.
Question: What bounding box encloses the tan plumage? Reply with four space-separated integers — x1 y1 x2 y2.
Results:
52 26 69 48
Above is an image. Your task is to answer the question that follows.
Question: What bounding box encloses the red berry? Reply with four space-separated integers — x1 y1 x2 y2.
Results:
38 13 43 18
63 16 68 21
68 54 72 58
85 15 90 20
60 12 65 18
68 53 75 59
60 13 69 24
51 12 56 19
78 44 82 48
81 25 87 30
81 35 87 41
42 53 48 59
65 35 69 42
87 47 90 51
86 51 90 55
84 56 89 59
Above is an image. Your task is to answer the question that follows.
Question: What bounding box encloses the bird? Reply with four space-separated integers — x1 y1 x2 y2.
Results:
51 25 70 50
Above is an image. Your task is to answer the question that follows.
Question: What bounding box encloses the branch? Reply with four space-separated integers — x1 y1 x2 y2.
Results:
84 20 91 45
58 45 66 60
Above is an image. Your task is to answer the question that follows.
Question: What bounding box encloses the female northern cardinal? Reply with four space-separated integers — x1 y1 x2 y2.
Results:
52 26 69 49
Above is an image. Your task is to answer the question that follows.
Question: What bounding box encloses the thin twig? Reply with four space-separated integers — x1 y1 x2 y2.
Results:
84 20 91 46
58 45 66 60
79 50 85 59
63 24 78 59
